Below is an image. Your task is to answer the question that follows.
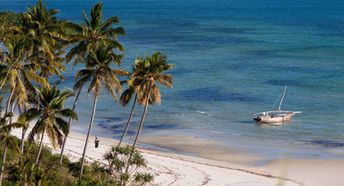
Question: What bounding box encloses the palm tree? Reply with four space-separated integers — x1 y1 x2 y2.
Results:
0 1 68 154
59 2 125 164
124 52 174 178
0 36 48 157
25 86 77 165
0 37 49 109
1 0 74 156
17 0 70 154
132 52 173 148
74 43 125 177
0 112 26 186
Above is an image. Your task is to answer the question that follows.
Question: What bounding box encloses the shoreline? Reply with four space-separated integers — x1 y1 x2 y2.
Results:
138 134 344 186
12 128 300 186
11 127 344 186
138 134 262 166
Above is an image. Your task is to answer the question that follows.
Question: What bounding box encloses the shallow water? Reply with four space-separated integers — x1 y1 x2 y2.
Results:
1 0 344 161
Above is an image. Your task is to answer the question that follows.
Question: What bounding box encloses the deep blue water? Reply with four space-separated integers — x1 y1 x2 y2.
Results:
1 0 344 161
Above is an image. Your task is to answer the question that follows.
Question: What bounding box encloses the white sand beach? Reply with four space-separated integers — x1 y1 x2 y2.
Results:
11 127 344 186
11 127 298 186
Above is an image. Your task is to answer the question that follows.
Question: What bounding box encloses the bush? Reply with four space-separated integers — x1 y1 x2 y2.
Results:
6 141 76 185
1 137 153 186
103 145 153 185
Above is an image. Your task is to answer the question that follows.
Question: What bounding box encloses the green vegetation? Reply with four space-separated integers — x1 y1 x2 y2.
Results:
1 139 152 185
0 0 174 185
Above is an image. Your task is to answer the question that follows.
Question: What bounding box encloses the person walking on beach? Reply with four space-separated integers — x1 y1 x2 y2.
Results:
95 136 100 148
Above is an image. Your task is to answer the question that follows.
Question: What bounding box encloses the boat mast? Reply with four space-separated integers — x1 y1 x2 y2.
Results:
278 86 287 112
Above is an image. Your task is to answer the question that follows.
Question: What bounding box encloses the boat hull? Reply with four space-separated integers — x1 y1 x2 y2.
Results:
257 114 293 123
253 111 299 124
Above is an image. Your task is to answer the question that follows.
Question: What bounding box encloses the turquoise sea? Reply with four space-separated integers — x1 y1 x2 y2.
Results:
1 0 344 162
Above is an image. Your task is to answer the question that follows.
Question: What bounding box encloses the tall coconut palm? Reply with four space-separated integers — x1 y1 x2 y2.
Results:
124 52 174 177
0 36 47 185
0 112 26 186
25 86 77 165
1 1 67 149
0 36 48 158
59 3 125 164
5 0 72 155
131 52 174 148
74 43 125 177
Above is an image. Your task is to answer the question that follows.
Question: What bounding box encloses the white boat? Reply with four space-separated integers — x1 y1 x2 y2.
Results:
253 86 301 124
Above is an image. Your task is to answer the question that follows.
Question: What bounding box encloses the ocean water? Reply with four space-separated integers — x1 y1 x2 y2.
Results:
1 0 344 161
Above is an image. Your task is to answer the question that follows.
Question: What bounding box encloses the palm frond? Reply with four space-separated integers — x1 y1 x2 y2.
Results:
113 69 129 76
90 3 103 29
28 118 46 141
57 109 78 120
101 16 120 31
120 88 134 107
54 117 69 136
74 74 91 91
156 74 173 88
82 10 90 28
87 77 100 94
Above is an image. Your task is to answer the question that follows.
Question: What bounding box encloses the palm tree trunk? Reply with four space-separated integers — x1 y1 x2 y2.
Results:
4 89 14 117
124 93 150 184
18 106 26 154
20 127 27 154
0 90 15 185
12 100 18 114
132 95 149 149
8 101 14 126
0 71 9 92
0 145 8 186
118 94 137 147
59 87 82 165
80 94 98 178
35 126 46 165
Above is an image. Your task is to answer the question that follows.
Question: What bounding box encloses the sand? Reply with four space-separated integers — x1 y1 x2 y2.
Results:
262 158 344 186
139 135 261 165
11 127 344 186
139 135 344 186
11 128 300 186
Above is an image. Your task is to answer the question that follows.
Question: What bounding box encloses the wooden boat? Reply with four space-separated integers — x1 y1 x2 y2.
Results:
253 86 301 124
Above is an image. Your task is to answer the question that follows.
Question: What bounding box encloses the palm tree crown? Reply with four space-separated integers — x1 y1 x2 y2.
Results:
66 3 125 65
74 42 125 98
132 52 174 104
0 36 48 113
19 0 69 80
27 86 77 149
